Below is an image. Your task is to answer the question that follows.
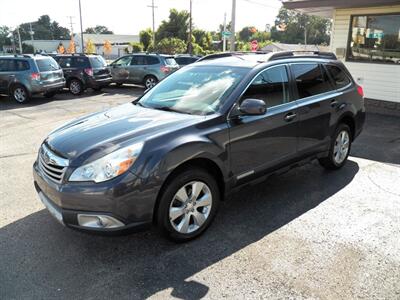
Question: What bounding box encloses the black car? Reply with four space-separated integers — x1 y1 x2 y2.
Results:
33 51 365 242
174 54 200 66
54 54 112 95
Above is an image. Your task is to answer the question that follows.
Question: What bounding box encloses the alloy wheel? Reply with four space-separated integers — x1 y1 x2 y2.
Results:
145 77 156 89
14 87 27 103
169 181 212 234
333 130 350 164
70 81 81 94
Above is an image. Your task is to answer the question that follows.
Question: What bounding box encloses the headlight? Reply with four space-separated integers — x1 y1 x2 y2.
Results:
69 142 143 183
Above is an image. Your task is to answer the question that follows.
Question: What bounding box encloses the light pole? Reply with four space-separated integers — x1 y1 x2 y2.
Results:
78 0 84 53
230 0 236 52
188 0 193 54
29 23 35 53
16 26 23 54
223 12 227 52
148 0 157 49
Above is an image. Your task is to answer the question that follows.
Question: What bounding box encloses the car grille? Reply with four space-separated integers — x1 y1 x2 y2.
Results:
38 144 69 184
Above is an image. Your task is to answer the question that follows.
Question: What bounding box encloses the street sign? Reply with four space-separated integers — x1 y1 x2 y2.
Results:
250 40 258 52
222 31 232 37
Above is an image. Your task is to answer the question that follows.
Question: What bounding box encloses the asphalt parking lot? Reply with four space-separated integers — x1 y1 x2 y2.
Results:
1 87 399 299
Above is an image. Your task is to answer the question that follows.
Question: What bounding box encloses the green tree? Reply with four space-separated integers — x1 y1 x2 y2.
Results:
156 9 190 41
140 28 153 51
192 29 212 50
16 15 70 41
130 42 144 53
155 38 186 54
270 8 330 45
0 26 11 51
238 26 255 42
84 25 113 34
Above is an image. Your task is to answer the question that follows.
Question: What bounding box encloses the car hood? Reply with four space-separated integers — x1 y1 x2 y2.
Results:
45 103 202 166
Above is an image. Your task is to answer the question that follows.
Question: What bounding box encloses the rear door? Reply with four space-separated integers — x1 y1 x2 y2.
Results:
128 55 147 83
0 59 15 93
89 56 110 80
290 62 338 155
228 64 299 183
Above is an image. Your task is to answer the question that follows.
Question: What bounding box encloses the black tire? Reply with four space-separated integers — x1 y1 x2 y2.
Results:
319 123 352 170
68 79 84 95
156 168 220 242
44 91 56 98
10 84 30 103
144 75 158 89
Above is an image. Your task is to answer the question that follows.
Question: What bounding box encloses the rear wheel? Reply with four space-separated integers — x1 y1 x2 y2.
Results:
319 123 352 170
156 168 220 242
144 75 158 89
68 79 83 95
11 84 29 103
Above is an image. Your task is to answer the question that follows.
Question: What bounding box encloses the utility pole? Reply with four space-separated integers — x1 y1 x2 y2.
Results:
67 16 75 35
148 0 157 48
223 12 227 52
230 0 236 52
29 23 35 53
16 26 22 54
78 0 84 53
188 0 193 54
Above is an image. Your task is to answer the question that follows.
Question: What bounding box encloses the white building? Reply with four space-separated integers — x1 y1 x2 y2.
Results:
282 0 400 115
22 40 70 53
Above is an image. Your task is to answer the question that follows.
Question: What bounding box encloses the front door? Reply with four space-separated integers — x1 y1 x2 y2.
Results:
128 56 147 83
110 56 132 83
228 64 299 183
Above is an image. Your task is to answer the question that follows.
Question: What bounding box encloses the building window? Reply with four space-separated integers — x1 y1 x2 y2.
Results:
347 14 400 64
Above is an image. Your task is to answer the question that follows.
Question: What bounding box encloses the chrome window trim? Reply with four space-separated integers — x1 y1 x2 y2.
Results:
227 63 291 120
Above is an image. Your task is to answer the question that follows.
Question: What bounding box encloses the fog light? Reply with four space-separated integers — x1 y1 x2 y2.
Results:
77 214 125 229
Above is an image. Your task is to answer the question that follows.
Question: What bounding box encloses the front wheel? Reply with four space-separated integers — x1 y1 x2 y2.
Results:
156 168 220 242
319 123 352 170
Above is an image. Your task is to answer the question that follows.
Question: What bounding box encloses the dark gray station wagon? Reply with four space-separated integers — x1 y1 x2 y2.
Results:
33 51 365 242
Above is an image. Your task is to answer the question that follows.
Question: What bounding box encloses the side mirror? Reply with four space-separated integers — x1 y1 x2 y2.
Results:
239 98 267 116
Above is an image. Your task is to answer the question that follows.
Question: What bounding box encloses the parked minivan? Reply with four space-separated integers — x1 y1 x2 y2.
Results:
33 51 365 242
0 54 65 103
110 53 179 89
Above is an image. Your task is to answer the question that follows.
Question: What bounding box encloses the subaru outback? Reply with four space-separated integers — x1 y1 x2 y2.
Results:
33 51 365 242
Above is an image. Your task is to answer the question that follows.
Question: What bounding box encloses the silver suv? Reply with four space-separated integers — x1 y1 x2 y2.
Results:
110 53 179 89
0 54 65 103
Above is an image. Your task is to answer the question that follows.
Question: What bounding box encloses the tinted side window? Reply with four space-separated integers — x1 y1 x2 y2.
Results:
113 56 132 66
241 65 290 108
57 57 73 68
15 60 30 71
72 57 89 68
326 65 351 89
292 63 333 99
131 56 146 65
0 60 15 72
35 58 60 72
145 56 160 65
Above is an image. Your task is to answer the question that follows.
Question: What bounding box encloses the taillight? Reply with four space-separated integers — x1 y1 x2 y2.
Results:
357 85 364 97
31 72 40 81
84 68 93 76
160 66 170 74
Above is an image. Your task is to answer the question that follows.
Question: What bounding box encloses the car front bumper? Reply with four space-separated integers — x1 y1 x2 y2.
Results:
33 160 156 234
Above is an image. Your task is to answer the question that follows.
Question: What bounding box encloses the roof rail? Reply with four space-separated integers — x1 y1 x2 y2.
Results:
198 51 271 62
13 54 33 58
268 50 337 61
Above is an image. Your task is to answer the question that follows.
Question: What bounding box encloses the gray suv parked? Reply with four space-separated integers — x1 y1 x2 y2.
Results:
110 53 179 89
0 54 65 103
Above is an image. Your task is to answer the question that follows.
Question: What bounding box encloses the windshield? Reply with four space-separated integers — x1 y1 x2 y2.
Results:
89 56 107 68
36 57 60 72
137 66 248 115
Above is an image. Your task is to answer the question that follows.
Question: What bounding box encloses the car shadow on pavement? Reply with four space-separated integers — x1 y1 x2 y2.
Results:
352 113 400 165
0 160 359 299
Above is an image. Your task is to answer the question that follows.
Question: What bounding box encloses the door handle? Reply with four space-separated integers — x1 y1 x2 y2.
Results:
284 112 297 122
330 99 339 107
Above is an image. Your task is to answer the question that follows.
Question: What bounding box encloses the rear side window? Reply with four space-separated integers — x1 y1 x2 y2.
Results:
72 57 90 68
165 57 178 66
145 56 160 65
113 56 132 66
292 63 333 99
326 65 351 89
89 56 107 68
36 58 60 72
131 56 146 65
56 57 72 68
241 65 290 108
15 60 30 71
0 59 15 72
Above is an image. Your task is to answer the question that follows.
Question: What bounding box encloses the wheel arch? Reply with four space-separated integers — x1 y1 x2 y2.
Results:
152 157 225 224
338 114 356 141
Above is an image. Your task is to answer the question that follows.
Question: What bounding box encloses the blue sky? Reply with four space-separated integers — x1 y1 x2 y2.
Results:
1 0 282 34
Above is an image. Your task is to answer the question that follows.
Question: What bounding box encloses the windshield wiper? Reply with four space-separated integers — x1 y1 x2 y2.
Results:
152 106 192 115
